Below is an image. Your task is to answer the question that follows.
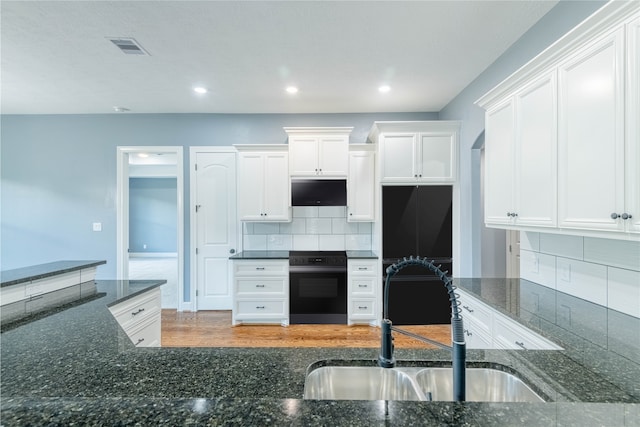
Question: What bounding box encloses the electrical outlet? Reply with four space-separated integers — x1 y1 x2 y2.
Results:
92 222 102 232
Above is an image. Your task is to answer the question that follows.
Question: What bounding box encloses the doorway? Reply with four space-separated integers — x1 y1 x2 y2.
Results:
116 146 184 310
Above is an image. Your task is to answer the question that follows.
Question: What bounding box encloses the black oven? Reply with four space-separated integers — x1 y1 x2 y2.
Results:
289 251 347 324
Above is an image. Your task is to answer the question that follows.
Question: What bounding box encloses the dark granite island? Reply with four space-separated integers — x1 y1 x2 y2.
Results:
0 260 106 325
1 279 639 426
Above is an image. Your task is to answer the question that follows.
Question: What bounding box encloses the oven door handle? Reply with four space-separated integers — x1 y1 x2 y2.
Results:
289 266 347 274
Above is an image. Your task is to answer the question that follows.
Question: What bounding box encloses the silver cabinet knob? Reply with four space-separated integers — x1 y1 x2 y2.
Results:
622 213 633 220
611 213 620 219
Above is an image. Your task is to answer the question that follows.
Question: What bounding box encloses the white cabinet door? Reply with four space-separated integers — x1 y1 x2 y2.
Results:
237 153 265 221
418 133 456 182
289 135 348 177
484 99 515 226
289 137 320 176
626 15 640 233
238 150 290 222
347 150 375 222
558 28 625 231
379 133 417 182
263 152 291 221
318 136 349 176
514 72 557 227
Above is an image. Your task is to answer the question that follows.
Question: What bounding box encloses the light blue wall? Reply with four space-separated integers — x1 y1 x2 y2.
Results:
0 0 609 291
129 177 177 253
0 112 435 290
439 0 607 276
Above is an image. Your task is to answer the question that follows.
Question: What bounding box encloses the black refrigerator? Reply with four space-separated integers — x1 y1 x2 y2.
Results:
382 185 453 325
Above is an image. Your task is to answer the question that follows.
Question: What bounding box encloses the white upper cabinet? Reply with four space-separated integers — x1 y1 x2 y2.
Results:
484 99 516 226
558 27 625 232
347 147 376 222
627 15 640 233
485 72 557 228
477 2 640 240
369 121 460 184
236 146 290 222
285 127 352 177
515 72 558 228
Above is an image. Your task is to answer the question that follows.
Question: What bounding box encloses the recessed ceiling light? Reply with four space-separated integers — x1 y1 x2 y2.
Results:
286 86 299 94
113 106 130 112
378 85 391 93
193 87 208 94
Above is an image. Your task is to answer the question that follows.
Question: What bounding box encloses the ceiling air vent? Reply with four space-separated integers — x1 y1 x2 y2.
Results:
109 38 149 55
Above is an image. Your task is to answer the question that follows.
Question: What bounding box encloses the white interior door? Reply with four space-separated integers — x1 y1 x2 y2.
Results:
193 150 237 310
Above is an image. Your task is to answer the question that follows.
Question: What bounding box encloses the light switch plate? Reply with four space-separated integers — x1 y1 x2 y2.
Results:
92 222 102 232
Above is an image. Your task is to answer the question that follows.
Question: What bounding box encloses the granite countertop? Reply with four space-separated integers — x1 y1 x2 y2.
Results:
1 279 638 426
0 260 107 287
229 250 378 259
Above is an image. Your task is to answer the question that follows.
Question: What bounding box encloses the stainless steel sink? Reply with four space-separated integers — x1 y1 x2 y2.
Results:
304 365 546 402
303 366 423 401
415 367 545 402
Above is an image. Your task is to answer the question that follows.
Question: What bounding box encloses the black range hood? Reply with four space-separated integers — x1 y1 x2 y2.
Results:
291 179 347 207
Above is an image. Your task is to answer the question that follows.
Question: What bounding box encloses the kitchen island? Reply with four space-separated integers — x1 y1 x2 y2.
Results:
1 279 638 426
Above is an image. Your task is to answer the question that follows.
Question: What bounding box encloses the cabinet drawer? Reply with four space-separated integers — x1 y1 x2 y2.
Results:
26 271 80 297
493 314 560 350
350 278 376 296
234 261 288 276
349 298 377 318
1 284 26 306
457 291 492 332
463 316 493 349
237 278 286 295
235 299 286 317
349 260 377 275
125 311 161 347
109 288 161 331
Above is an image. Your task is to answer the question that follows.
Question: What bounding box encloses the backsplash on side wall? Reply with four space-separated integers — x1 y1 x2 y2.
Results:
520 232 640 319
242 206 372 251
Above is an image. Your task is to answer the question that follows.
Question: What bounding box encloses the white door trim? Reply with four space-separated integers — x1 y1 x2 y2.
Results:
189 146 240 312
116 146 185 310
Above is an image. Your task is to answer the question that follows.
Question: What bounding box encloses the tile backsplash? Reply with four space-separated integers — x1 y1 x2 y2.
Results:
242 206 372 251
520 232 640 319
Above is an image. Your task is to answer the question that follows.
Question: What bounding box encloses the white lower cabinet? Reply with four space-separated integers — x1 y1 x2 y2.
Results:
347 259 378 325
108 287 161 347
457 289 561 350
232 259 289 326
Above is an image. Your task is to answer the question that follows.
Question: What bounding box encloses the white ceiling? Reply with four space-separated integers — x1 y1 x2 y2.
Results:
1 1 558 115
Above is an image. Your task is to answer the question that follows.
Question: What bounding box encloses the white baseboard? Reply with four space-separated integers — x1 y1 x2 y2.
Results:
129 252 178 258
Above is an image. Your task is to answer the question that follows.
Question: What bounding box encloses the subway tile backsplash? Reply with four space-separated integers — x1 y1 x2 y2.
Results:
521 232 640 319
243 206 373 252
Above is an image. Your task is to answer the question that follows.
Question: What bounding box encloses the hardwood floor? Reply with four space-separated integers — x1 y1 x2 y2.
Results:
161 309 451 349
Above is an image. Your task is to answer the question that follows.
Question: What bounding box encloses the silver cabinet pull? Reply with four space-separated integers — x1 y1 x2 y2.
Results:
135 338 145 346
256 306 265 309
132 308 145 316
463 305 474 313
515 341 526 349
256 284 265 288
255 267 265 270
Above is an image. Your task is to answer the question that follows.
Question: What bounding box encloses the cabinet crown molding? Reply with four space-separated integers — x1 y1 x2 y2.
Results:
283 127 353 137
233 144 288 151
476 1 640 109
367 120 461 143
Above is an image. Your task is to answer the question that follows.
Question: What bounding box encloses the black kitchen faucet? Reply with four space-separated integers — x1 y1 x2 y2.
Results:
378 256 467 402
